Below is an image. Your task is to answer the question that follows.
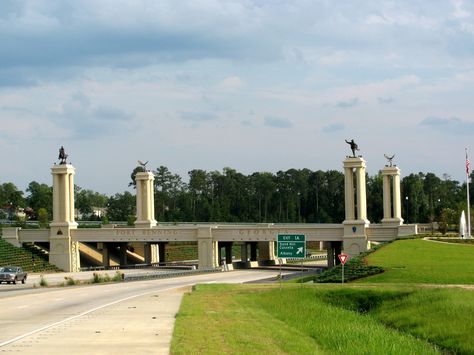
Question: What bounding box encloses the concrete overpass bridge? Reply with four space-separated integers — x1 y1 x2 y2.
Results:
2 154 417 271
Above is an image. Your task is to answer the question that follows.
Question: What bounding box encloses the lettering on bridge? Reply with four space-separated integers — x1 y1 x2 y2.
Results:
113 229 180 237
237 229 289 236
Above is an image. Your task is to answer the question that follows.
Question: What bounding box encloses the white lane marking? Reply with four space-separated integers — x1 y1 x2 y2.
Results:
16 305 29 309
0 284 192 348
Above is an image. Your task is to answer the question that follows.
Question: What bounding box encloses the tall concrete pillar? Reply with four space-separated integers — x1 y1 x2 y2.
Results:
197 227 219 269
158 242 166 265
250 242 258 261
240 243 248 261
381 166 403 226
135 171 157 228
224 242 233 264
342 157 369 258
119 242 128 266
102 244 111 269
334 241 342 266
325 242 335 268
144 243 160 264
344 167 355 220
257 241 276 262
356 167 367 221
49 164 80 272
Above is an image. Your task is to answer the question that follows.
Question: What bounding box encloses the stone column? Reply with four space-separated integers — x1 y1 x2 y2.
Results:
102 244 111 269
326 243 335 268
49 164 80 272
381 166 403 226
334 242 342 265
344 167 355 220
257 241 276 265
119 242 128 266
382 175 392 220
241 243 248 261
342 157 369 259
135 171 157 228
144 243 152 264
225 242 233 264
197 227 219 269
356 166 367 220
393 173 402 220
250 242 258 261
158 242 166 265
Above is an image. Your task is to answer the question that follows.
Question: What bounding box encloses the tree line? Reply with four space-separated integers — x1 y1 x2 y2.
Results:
0 166 472 227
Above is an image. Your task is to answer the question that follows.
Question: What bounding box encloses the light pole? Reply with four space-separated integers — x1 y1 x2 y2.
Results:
405 196 409 224
8 202 15 224
297 192 301 223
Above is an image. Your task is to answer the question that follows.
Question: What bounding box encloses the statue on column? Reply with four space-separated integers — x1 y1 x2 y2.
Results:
345 139 359 157
137 160 149 171
58 146 68 164
384 154 395 167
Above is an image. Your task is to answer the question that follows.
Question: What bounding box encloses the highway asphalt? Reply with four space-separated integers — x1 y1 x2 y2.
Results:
0 268 294 354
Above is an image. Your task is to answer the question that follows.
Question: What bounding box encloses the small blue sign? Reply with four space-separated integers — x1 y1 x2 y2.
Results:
352 226 357 233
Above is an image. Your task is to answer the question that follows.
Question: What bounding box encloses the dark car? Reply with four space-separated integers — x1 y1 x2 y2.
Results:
0 266 27 284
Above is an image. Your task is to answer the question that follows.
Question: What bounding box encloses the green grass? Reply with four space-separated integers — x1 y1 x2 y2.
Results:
172 238 474 354
0 238 60 272
359 239 474 284
372 287 474 354
172 284 449 355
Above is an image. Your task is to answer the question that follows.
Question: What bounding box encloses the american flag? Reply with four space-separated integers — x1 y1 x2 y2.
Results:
467 149 471 175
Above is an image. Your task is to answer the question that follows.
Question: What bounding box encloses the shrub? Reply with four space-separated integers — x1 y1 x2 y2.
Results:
112 271 124 281
92 272 102 283
65 276 77 286
311 244 385 283
39 275 48 287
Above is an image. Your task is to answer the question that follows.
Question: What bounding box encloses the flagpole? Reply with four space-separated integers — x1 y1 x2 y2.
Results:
466 148 471 238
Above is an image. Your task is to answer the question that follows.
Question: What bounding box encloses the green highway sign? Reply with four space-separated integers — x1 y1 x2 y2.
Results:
277 234 306 258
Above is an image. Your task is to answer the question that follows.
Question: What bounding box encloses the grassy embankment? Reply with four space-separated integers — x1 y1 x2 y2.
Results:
171 238 474 354
358 238 474 284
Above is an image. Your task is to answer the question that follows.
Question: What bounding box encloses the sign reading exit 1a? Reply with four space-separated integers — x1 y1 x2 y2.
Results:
277 234 306 258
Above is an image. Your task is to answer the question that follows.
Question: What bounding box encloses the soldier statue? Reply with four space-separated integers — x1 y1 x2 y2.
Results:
345 139 359 157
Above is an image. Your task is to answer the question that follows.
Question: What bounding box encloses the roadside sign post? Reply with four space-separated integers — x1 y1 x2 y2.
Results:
338 253 349 284
277 234 306 284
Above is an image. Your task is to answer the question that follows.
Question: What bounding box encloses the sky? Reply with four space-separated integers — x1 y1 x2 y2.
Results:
1 0 474 195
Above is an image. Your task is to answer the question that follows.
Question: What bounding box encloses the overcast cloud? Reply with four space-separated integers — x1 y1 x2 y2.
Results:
1 0 474 194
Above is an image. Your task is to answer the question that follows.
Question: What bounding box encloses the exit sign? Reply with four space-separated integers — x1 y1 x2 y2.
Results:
277 234 306 258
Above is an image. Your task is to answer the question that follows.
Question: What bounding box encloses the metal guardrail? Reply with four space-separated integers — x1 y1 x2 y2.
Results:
123 268 222 281
287 254 327 261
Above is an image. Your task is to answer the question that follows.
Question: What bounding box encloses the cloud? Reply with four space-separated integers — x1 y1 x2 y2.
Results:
419 116 474 134
336 98 359 108
264 116 293 128
179 111 217 122
53 92 132 138
322 123 345 133
218 76 245 90
378 97 395 104
0 1 275 75
452 0 471 18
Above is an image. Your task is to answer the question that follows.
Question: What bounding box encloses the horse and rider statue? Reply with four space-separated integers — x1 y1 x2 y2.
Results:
58 146 68 164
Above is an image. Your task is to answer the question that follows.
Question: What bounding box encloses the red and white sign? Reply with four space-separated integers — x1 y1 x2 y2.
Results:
338 253 349 265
